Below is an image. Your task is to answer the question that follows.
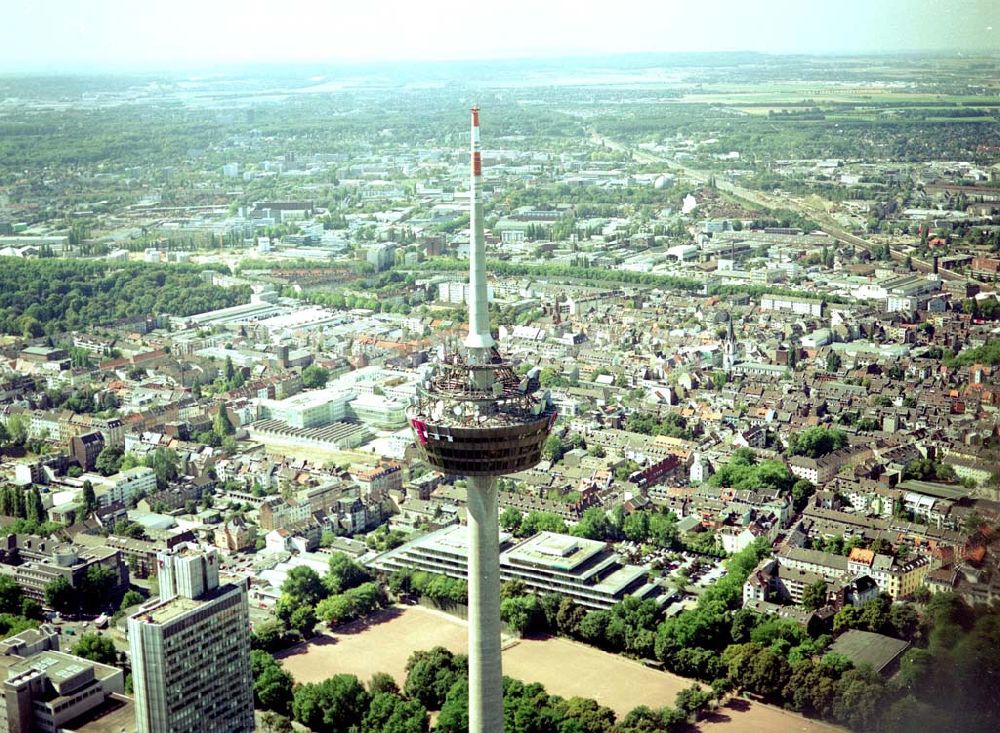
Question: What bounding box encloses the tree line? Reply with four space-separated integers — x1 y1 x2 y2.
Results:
250 643 716 733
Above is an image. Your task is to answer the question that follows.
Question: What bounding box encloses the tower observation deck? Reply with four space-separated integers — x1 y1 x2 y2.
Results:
407 107 555 733
409 352 556 475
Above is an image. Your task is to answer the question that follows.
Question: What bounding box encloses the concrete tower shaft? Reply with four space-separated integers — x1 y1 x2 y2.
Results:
466 476 502 733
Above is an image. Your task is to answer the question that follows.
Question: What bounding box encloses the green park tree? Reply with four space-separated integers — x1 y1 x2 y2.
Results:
543 434 565 462
94 446 123 476
72 633 118 665
251 650 295 714
44 576 75 613
213 403 235 437
361 692 429 733
403 647 466 709
826 351 842 373
301 365 331 389
120 590 144 611
82 480 97 515
0 576 24 615
281 566 326 607
801 579 829 611
786 427 848 459
292 674 371 733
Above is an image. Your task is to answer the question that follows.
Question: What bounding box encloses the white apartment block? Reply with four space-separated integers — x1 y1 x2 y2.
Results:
760 294 825 317
83 467 158 508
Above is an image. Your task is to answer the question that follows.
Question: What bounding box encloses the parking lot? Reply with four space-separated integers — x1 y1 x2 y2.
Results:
615 542 727 598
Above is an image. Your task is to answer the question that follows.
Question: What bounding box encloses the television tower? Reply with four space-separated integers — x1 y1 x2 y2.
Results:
408 107 556 733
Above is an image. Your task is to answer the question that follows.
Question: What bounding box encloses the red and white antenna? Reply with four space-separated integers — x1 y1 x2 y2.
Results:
465 105 494 356
471 105 482 176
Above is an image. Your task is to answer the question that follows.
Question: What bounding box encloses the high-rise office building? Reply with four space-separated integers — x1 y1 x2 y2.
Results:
128 546 254 733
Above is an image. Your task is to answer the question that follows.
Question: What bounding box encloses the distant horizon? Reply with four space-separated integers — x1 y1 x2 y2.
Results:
2 48 999 78
0 0 995 74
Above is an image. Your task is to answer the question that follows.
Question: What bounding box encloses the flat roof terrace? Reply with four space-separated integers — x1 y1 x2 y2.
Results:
265 387 353 410
131 582 246 626
503 532 605 573
592 564 650 596
136 595 201 625
897 480 973 501
416 524 515 558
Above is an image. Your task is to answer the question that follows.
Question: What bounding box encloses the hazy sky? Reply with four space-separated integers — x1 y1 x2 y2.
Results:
0 0 995 72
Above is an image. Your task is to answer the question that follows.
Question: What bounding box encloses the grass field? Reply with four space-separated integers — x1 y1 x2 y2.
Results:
277 605 845 732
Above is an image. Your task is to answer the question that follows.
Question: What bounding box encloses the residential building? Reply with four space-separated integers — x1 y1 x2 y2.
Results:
265 528 293 554
731 362 791 379
438 281 495 305
848 548 932 600
351 463 402 501
82 467 158 508
743 557 827 605
690 453 713 484
258 497 313 532
214 518 255 553
366 243 396 271
788 455 838 485
69 431 104 472
775 546 850 581
760 294 825 317
788 447 873 486
718 515 780 554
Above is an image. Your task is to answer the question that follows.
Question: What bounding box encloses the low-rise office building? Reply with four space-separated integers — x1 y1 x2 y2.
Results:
370 525 664 610
0 535 127 602
0 627 124 733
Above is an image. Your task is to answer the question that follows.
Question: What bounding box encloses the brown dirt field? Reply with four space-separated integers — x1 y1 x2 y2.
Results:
503 634 691 716
701 698 847 733
277 606 469 684
277 606 845 733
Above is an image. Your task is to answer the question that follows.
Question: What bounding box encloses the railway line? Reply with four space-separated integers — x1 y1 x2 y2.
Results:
590 131 979 284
